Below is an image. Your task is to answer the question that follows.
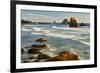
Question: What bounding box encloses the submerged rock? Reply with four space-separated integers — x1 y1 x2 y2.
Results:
38 54 51 60
69 17 78 27
35 38 47 43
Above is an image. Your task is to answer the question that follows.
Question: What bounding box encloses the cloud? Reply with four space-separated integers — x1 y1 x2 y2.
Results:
21 10 90 23
21 13 59 22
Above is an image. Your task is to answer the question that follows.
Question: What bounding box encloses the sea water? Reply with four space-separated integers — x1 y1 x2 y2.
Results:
21 23 90 60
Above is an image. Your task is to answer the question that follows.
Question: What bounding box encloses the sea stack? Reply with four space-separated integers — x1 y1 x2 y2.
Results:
62 18 68 24
69 17 78 27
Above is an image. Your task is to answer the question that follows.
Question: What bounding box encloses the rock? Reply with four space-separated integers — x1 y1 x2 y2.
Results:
58 51 79 60
69 17 78 27
83 52 89 54
29 56 35 59
62 18 68 24
21 48 24 53
48 51 79 61
32 44 48 49
80 23 86 26
28 48 41 54
38 54 51 60
41 44 48 49
35 38 47 43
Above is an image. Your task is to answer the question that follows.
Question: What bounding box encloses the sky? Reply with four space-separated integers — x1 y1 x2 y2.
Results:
21 9 90 23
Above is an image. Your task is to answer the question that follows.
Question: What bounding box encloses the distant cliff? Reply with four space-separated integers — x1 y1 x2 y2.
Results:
21 20 32 24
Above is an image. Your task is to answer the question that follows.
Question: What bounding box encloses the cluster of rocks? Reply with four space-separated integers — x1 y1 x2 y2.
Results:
62 17 86 27
22 38 80 63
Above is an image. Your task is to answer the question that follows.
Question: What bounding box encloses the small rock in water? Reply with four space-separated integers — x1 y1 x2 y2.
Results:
35 38 47 43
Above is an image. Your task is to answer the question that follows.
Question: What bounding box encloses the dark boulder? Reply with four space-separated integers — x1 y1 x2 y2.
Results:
28 48 41 54
38 54 51 60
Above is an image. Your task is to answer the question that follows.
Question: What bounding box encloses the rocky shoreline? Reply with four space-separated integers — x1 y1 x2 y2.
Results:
21 38 80 63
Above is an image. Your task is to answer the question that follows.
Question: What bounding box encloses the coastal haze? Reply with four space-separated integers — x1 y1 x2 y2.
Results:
21 9 90 63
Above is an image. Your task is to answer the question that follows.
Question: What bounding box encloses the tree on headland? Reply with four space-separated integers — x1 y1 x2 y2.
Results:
69 17 78 27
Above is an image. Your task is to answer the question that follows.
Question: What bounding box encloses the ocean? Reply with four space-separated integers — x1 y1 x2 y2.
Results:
21 23 90 62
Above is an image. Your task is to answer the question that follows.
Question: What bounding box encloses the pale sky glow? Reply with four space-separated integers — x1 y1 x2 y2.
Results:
21 9 90 23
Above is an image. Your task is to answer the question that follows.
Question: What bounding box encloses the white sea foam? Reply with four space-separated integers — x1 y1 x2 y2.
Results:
32 27 42 31
42 32 90 46
22 28 32 32
31 32 43 35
